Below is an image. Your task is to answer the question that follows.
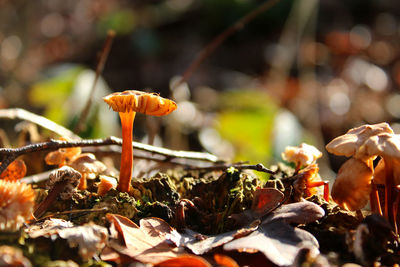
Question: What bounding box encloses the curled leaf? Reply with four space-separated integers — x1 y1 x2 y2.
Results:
106 214 183 264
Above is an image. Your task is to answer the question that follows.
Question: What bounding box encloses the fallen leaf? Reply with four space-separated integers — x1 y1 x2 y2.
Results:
168 222 258 255
0 160 27 181
230 187 284 227
223 201 325 266
57 222 108 260
106 214 183 264
263 201 325 224
224 220 319 266
154 254 212 267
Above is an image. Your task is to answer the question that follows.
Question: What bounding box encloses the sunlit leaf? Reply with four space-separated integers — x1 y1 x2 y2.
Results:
106 214 183 264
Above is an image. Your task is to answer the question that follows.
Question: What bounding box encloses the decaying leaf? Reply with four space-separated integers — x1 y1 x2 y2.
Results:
224 201 325 266
26 218 108 260
26 218 74 238
105 214 184 264
230 187 284 226
0 159 27 181
224 220 320 266
263 201 326 225
168 222 258 255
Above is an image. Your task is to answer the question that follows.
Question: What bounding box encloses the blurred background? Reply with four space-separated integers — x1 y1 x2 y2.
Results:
0 0 400 178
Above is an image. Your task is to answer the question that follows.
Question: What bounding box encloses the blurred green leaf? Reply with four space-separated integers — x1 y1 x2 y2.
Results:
29 66 83 124
216 90 278 177
98 10 136 36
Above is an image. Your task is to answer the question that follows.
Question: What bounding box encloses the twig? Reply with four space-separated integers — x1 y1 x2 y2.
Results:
74 30 116 134
172 0 282 89
0 108 80 140
0 136 220 174
185 163 276 174
33 207 109 223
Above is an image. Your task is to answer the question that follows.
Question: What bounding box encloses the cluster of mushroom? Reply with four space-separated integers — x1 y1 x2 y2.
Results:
45 138 108 192
0 159 35 231
326 123 400 230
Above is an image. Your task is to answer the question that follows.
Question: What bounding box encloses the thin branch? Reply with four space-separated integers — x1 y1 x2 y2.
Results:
185 163 276 174
172 0 282 89
0 108 80 140
74 30 116 134
0 136 220 174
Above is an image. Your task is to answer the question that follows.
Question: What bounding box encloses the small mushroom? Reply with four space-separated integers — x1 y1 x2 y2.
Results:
103 90 177 193
45 137 82 167
326 122 393 159
331 157 373 211
326 123 394 213
69 153 107 190
281 143 322 172
97 175 117 196
0 180 35 231
34 166 81 219
356 132 400 224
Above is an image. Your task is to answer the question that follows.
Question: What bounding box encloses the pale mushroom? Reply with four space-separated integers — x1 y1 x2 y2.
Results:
356 132 400 225
325 123 395 213
70 153 107 190
103 90 177 193
281 143 322 172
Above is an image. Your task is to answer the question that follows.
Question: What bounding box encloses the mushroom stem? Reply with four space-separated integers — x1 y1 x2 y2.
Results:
117 111 136 193
383 158 394 221
370 180 383 216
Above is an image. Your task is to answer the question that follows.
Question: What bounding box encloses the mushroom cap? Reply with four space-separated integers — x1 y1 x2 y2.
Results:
356 132 400 160
97 175 118 196
326 122 394 158
331 157 373 211
281 143 322 167
47 166 81 188
103 90 177 116
70 153 107 175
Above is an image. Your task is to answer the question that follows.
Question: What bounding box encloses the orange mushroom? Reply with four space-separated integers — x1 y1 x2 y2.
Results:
0 180 35 231
103 90 177 193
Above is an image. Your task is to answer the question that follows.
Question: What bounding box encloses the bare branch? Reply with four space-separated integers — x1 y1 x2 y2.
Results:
74 30 116 134
0 108 80 140
0 136 220 174
185 163 276 174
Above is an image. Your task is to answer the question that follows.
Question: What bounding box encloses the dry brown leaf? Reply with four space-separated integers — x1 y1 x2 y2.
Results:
154 254 212 267
169 222 258 255
224 220 320 267
0 159 27 181
106 214 184 264
230 187 284 227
